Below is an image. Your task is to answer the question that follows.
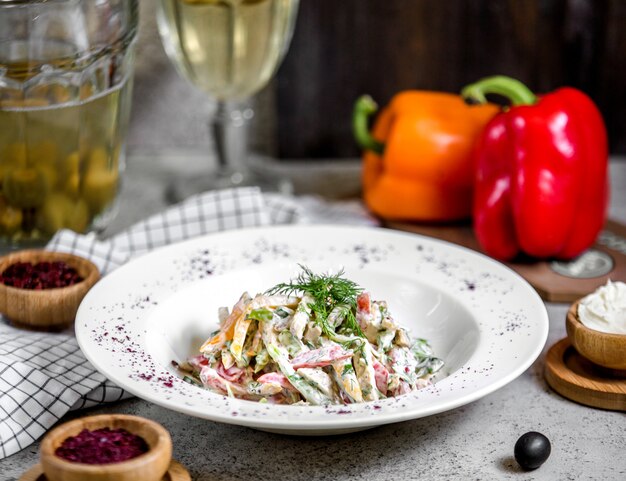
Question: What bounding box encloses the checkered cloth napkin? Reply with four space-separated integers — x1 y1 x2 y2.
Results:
0 187 376 459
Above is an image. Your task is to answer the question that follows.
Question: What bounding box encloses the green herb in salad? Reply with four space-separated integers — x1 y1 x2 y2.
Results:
266 265 365 338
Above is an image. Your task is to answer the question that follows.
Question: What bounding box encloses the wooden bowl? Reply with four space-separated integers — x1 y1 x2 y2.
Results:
566 300 626 370
0 250 100 329
40 414 172 481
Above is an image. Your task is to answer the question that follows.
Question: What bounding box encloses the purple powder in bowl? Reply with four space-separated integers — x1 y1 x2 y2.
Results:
0 261 83 289
55 427 149 465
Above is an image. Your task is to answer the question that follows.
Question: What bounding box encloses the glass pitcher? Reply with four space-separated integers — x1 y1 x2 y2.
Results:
0 0 138 248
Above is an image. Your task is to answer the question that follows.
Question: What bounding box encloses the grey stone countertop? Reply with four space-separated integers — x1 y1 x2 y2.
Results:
2 156 625 481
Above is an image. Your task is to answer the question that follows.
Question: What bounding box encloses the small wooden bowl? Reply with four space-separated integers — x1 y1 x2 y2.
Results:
566 300 626 371
0 250 100 329
40 414 172 481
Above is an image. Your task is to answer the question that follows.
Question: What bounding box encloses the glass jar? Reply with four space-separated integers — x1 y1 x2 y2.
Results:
0 0 138 248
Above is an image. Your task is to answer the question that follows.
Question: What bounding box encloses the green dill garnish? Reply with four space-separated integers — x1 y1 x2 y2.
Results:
342 309 363 337
267 265 365 338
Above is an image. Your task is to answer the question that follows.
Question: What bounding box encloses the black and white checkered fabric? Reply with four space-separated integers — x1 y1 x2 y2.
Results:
0 187 376 459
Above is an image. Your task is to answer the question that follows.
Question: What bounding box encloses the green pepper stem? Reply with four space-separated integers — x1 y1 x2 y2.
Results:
352 95 385 155
461 75 538 107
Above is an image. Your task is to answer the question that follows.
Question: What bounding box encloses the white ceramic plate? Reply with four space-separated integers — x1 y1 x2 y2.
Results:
76 225 548 435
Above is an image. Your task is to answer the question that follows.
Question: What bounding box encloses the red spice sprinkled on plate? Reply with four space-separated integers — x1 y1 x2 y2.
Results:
0 261 83 289
55 427 149 464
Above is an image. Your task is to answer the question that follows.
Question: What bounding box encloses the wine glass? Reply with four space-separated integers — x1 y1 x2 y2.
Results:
157 0 299 200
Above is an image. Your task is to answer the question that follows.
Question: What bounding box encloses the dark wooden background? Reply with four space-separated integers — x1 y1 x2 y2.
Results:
275 0 626 159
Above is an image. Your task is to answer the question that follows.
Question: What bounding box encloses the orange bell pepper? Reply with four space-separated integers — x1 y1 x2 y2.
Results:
353 92 498 221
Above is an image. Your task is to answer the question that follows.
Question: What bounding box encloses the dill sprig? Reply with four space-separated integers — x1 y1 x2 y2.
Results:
267 265 365 338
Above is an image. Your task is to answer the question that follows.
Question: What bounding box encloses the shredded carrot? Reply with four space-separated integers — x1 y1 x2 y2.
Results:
230 317 252 361
200 293 250 353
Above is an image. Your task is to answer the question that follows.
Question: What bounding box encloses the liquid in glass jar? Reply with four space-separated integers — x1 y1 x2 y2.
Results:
0 0 137 247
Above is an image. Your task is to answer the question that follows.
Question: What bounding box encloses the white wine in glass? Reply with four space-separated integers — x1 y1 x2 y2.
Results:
157 0 300 198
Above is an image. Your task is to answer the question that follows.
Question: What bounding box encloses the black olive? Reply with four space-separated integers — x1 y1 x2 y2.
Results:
514 431 551 470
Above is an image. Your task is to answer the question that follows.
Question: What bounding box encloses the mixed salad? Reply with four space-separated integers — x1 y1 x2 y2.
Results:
174 267 443 405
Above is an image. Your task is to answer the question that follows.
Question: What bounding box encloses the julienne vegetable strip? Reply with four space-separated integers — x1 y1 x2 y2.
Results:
353 341 380 401
229 316 252 362
266 344 331 405
174 267 443 405
331 357 364 403
290 344 353 369
199 292 250 353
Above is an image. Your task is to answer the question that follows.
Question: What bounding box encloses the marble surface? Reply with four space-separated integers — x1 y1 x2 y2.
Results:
1 159 625 481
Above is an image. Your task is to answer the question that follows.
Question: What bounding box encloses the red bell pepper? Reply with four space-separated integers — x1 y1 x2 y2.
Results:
462 76 609 261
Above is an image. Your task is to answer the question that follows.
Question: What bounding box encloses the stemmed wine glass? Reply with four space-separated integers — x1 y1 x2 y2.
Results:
157 0 300 200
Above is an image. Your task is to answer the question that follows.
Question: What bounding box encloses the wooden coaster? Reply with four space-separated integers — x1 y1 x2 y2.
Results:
385 219 626 302
544 338 626 411
19 459 191 481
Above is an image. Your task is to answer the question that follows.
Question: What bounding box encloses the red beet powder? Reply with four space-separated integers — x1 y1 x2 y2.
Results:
0 261 83 289
55 428 149 464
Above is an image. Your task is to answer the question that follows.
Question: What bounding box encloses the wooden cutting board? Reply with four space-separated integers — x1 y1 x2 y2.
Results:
385 219 626 303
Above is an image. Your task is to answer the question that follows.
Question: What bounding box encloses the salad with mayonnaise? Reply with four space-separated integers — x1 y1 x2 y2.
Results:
174 266 443 405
